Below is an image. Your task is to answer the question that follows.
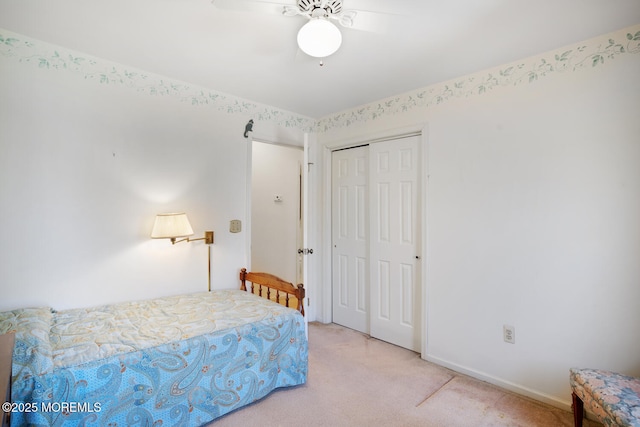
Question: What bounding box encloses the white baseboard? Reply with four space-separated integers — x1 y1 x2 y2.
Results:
423 353 572 412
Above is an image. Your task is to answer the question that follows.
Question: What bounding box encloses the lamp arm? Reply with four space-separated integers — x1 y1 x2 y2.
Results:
171 231 214 245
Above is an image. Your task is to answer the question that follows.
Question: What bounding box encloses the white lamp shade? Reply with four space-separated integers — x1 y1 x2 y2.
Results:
151 213 194 239
297 18 342 58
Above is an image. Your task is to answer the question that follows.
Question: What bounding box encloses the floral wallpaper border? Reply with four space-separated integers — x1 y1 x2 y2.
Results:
0 28 316 133
1 25 639 134
317 24 640 132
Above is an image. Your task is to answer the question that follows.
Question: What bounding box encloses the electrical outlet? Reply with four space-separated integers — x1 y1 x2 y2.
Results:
503 325 515 344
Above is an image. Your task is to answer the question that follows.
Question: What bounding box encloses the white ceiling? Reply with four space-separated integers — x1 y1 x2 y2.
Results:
1 0 639 118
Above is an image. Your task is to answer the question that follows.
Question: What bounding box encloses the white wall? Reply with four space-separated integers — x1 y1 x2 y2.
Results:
251 142 303 283
316 26 640 408
0 32 308 311
425 60 640 404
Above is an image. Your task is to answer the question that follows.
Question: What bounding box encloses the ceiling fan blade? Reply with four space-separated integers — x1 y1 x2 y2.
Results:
336 10 357 27
282 5 301 17
340 9 394 33
339 0 409 16
212 0 294 15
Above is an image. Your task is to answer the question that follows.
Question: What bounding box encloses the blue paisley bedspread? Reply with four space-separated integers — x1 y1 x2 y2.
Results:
0 290 308 426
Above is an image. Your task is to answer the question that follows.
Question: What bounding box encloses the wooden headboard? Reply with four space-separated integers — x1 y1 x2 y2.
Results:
239 268 305 316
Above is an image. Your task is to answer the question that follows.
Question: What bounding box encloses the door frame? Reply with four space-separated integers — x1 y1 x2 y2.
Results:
245 136 304 272
321 123 429 356
248 138 304 284
245 132 317 324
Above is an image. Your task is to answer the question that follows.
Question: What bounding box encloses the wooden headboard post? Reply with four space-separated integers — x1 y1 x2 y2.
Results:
240 268 248 291
295 283 305 315
239 268 305 316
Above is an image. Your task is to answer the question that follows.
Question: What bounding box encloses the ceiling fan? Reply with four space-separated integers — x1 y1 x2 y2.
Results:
212 0 390 59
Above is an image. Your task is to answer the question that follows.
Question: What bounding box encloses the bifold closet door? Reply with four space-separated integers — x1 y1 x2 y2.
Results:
369 136 421 352
331 146 369 334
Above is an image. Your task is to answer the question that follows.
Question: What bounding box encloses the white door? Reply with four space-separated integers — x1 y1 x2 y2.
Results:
369 136 421 351
296 161 304 285
331 145 369 333
330 136 421 351
301 136 311 329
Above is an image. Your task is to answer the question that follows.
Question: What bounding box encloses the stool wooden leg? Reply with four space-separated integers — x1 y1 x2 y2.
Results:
572 392 584 427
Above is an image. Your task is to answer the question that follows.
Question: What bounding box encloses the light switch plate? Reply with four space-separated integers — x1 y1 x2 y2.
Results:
230 219 242 233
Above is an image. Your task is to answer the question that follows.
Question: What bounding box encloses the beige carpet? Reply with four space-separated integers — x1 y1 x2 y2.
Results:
210 322 600 427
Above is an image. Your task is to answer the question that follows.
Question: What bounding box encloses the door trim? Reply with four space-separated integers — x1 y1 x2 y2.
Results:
321 123 429 356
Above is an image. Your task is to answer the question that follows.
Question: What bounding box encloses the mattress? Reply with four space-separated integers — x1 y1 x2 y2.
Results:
0 290 308 426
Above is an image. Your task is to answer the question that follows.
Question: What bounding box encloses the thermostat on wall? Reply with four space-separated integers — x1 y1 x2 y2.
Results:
230 219 242 233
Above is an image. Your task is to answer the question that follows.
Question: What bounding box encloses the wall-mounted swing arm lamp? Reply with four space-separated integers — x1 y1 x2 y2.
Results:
150 213 214 245
150 212 214 292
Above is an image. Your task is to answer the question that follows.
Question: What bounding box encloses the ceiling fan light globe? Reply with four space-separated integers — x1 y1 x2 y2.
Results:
297 18 342 58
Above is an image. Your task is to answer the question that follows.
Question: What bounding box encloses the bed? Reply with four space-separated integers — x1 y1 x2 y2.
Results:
0 270 307 426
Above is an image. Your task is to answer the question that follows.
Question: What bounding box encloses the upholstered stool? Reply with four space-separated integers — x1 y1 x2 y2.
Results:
570 368 640 427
